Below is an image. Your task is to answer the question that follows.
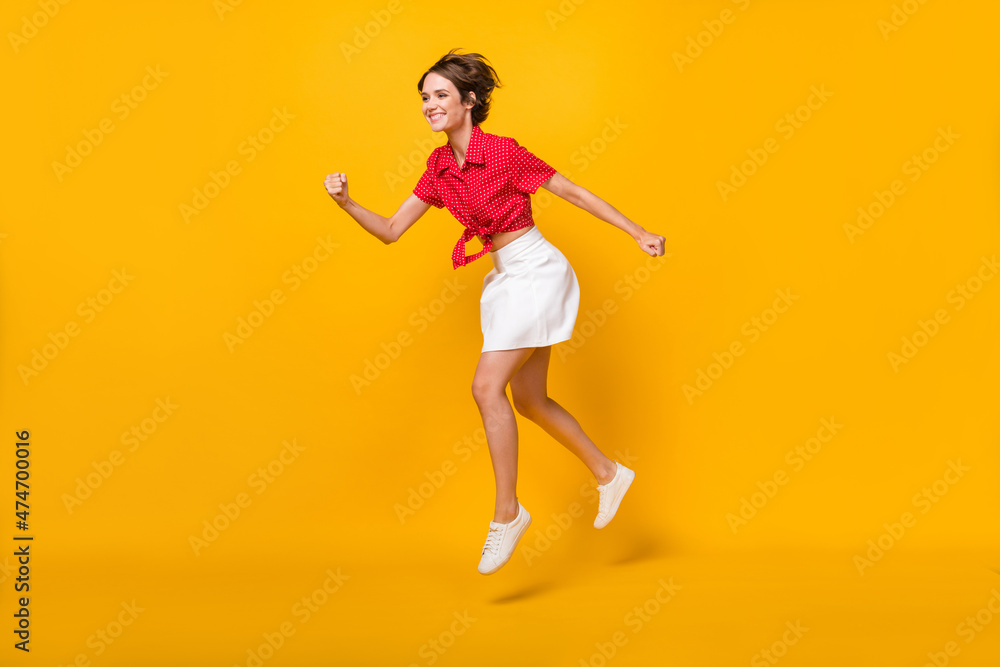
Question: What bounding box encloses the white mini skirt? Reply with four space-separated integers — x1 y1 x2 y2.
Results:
480 225 580 352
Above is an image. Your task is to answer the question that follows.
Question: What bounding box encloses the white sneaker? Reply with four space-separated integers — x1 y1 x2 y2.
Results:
478 501 532 575
594 461 635 529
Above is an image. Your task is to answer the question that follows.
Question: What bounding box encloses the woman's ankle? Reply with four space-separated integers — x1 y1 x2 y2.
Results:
596 459 618 485
493 498 519 523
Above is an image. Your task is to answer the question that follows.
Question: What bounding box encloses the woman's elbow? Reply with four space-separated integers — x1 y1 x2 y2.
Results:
382 221 397 244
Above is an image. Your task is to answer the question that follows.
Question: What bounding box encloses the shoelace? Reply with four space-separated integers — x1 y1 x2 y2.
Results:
597 484 609 516
597 465 619 515
482 524 504 556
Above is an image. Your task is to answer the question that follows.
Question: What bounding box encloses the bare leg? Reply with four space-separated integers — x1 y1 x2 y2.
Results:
472 347 537 524
509 346 618 485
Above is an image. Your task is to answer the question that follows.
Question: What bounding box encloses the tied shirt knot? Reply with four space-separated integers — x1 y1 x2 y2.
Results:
453 225 493 269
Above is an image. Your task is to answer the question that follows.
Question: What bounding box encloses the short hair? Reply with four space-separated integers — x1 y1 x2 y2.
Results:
417 48 503 127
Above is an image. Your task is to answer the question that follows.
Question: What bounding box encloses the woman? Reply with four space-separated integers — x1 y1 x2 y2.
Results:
324 48 666 575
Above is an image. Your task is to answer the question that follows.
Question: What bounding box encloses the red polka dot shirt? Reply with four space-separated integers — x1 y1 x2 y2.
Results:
412 123 557 269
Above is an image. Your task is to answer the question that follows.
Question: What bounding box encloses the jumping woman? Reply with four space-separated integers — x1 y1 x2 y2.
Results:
324 48 666 575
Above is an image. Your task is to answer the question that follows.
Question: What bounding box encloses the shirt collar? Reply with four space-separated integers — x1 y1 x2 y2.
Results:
435 123 486 175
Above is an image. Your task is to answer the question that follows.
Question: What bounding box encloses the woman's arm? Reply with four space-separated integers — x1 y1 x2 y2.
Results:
540 172 666 256
324 172 431 244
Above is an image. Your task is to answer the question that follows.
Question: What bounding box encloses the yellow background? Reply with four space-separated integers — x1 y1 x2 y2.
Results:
2 0 999 664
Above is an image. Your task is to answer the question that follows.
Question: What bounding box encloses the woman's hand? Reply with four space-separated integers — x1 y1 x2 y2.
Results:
324 172 349 207
636 229 666 257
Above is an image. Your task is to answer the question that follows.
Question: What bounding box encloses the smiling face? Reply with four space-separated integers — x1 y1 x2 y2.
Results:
420 71 474 132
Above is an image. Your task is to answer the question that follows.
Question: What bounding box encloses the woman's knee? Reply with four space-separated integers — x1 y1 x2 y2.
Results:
512 392 548 420
471 375 504 406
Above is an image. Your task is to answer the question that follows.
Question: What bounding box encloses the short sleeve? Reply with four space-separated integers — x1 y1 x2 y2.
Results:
511 140 557 194
413 165 444 208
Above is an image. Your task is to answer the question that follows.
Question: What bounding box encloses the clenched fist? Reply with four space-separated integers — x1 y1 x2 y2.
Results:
636 229 667 257
324 172 349 207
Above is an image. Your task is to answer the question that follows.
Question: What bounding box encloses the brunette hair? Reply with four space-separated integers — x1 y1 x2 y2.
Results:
417 48 502 126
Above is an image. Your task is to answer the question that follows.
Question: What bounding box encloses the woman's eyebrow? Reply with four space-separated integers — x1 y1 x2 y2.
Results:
421 89 449 95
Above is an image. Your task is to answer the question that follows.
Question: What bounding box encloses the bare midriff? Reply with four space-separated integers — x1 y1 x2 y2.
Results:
486 225 533 253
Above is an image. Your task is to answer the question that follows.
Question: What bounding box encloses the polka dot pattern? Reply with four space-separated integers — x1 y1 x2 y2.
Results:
412 123 557 269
